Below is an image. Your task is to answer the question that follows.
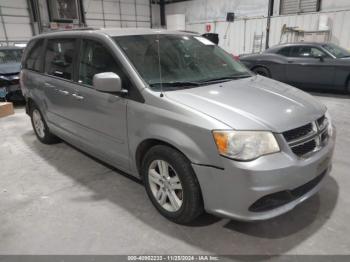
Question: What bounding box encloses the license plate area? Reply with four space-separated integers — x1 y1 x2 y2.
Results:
0 87 7 98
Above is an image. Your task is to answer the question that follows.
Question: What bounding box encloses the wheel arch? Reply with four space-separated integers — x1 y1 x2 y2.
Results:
251 64 270 72
130 120 224 178
135 138 191 177
26 97 37 115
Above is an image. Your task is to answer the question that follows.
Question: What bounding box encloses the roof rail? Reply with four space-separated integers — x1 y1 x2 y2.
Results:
42 27 99 34
65 27 99 31
178 30 199 34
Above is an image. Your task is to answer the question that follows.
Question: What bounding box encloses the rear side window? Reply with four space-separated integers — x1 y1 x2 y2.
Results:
45 39 75 80
290 46 327 58
277 47 292 57
24 39 44 72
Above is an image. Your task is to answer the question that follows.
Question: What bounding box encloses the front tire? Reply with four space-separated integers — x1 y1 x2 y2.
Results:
30 105 60 144
142 145 203 224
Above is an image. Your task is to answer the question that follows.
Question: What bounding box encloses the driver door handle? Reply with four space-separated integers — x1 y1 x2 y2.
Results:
72 93 84 100
57 89 69 96
44 82 55 88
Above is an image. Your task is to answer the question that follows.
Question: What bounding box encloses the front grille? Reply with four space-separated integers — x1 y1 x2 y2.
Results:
0 73 20 87
1 73 19 77
291 139 317 156
249 169 327 212
283 115 329 158
283 123 313 142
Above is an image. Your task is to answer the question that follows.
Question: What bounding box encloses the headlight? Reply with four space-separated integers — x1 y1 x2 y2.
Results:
212 130 280 161
325 110 333 137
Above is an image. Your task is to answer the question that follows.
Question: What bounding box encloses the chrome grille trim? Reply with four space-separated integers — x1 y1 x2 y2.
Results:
289 131 318 147
283 115 329 157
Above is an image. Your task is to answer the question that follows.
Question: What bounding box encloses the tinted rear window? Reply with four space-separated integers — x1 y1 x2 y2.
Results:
277 47 292 57
24 40 44 72
45 39 75 80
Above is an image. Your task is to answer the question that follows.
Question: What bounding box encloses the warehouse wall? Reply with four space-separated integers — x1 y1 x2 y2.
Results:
1 0 153 44
165 0 268 22
84 0 151 28
151 3 160 27
319 0 350 11
0 0 33 45
272 0 350 13
38 0 152 29
166 0 350 54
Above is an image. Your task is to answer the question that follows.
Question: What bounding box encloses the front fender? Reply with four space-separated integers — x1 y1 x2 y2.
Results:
127 99 227 175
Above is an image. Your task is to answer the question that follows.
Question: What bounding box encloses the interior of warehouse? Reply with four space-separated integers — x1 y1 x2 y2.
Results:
0 0 350 260
1 0 350 53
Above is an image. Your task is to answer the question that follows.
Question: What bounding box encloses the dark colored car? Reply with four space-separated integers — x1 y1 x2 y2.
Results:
240 42 350 93
0 46 24 101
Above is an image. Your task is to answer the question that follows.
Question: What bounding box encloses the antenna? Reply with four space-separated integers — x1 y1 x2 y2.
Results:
156 35 164 97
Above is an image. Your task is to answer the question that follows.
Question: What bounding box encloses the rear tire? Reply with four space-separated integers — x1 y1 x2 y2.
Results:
142 145 203 224
30 105 60 144
253 67 271 78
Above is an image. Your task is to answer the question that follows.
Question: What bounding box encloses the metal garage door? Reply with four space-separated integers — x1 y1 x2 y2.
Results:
83 0 151 28
280 0 320 15
0 0 33 45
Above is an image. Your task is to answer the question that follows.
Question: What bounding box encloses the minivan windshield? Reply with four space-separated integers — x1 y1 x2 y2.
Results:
322 43 350 58
114 34 251 90
0 49 23 64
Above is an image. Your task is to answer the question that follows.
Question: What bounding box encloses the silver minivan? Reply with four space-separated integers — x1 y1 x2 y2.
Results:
20 28 335 224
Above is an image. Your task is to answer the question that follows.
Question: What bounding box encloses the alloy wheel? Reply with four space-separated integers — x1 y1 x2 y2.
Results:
32 109 45 138
148 160 183 212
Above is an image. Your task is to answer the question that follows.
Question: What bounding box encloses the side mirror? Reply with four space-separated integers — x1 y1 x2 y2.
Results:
93 72 128 96
314 54 325 62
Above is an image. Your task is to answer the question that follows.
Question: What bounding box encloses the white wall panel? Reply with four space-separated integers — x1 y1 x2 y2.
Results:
187 17 266 55
151 4 160 27
186 9 350 55
321 0 350 12
0 0 28 8
269 11 350 49
84 0 151 28
166 0 268 22
0 0 33 43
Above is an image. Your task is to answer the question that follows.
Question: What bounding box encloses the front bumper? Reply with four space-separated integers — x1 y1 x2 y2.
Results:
4 84 24 101
193 130 336 221
0 73 23 101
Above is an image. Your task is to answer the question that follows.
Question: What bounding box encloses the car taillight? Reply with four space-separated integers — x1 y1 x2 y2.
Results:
232 55 240 61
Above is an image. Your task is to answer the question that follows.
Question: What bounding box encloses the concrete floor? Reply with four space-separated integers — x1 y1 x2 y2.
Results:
0 93 349 255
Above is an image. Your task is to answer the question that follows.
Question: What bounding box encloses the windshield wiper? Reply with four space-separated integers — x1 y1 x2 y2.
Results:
149 81 201 88
149 75 252 89
198 74 252 84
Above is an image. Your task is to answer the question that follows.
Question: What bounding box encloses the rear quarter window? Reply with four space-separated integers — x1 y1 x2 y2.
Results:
22 39 44 72
23 39 44 72
277 47 292 57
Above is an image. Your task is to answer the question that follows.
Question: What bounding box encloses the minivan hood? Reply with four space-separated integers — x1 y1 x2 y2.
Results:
0 62 20 74
165 76 326 132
